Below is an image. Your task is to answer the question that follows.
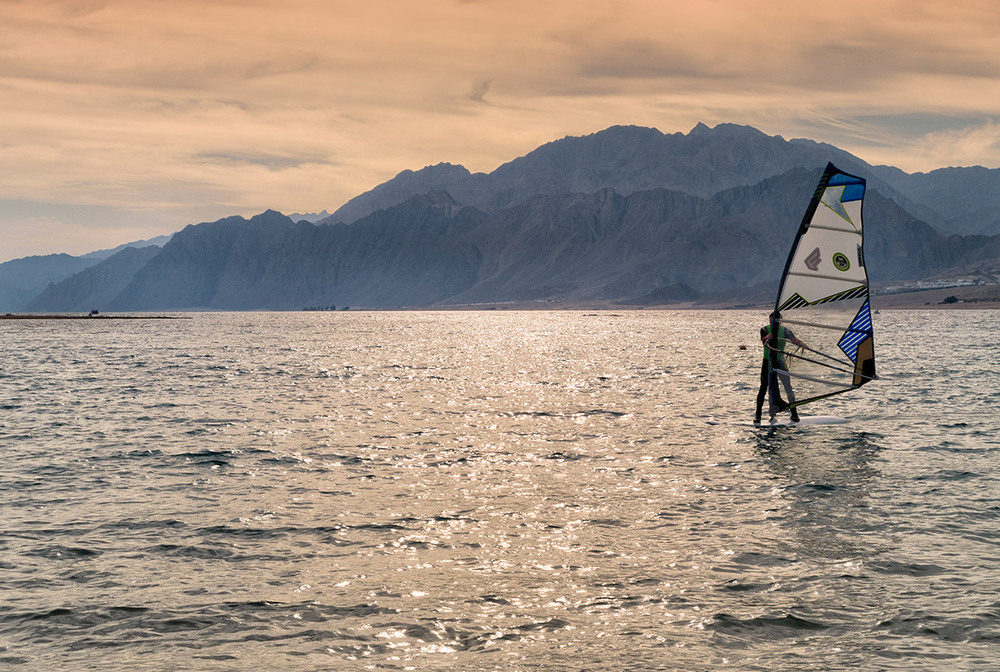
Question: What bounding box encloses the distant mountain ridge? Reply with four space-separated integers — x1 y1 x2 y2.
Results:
7 122 1000 311
26 168 1000 311
0 234 170 311
328 124 872 224
0 253 99 311
81 234 173 260
27 246 161 311
327 123 1000 237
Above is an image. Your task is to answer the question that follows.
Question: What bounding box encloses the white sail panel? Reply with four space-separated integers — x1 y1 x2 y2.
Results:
778 181 866 308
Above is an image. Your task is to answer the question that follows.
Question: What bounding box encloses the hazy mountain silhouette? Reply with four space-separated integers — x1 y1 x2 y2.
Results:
0 234 170 311
0 254 101 311
109 203 483 310
26 246 161 312
329 124 870 224
30 168 997 311
328 123 1000 237
10 123 1000 311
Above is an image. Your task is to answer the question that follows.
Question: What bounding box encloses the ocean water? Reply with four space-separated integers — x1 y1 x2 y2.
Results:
1 310 998 671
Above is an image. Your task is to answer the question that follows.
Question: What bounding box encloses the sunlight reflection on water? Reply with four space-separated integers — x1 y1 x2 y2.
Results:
1 310 998 670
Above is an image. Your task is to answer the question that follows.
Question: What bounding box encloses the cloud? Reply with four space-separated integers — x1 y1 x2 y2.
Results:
2 0 1000 260
910 120 1000 170
469 80 491 104
193 152 335 172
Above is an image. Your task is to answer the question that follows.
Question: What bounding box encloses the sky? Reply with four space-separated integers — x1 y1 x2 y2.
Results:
3 0 1000 261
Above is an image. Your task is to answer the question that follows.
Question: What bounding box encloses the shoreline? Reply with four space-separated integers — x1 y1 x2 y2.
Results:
436 285 1000 311
3 285 997 318
1 314 185 320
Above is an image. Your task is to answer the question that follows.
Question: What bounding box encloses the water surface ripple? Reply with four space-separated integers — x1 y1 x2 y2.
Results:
1 310 998 670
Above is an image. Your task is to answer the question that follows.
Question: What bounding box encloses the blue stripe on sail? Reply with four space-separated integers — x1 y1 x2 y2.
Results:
829 173 863 186
840 183 865 202
839 298 872 362
827 172 865 201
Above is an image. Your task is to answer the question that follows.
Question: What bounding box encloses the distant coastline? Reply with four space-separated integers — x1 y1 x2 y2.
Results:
868 284 1000 310
3 283 996 318
1 314 184 320
469 284 1000 311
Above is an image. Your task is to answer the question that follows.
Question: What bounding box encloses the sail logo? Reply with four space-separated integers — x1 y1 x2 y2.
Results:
833 252 851 271
805 247 822 271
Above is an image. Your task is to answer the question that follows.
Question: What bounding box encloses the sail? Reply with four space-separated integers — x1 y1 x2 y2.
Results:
768 163 876 411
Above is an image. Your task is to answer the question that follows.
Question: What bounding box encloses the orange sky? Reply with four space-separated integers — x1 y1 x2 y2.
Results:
3 0 1000 260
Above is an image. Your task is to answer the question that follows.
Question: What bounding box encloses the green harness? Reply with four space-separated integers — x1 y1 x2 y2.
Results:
764 324 788 366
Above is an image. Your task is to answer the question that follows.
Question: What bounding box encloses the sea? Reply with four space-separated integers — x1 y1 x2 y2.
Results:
1 309 997 671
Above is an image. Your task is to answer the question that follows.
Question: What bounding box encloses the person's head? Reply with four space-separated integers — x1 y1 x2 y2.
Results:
769 310 781 323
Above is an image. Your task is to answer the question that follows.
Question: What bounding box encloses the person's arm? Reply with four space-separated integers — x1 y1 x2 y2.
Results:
761 328 773 349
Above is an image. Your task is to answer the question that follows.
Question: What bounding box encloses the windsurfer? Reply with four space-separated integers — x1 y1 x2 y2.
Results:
755 311 806 423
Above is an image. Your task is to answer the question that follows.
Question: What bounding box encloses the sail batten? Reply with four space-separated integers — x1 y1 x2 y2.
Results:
811 226 861 236
786 270 866 283
768 163 877 412
806 224 863 235
779 319 851 333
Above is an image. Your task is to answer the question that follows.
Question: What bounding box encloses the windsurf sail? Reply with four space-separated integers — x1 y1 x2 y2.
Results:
768 163 876 411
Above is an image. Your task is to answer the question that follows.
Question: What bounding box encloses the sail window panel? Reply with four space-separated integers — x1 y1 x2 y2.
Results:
778 273 866 307
777 301 866 403
813 195 863 232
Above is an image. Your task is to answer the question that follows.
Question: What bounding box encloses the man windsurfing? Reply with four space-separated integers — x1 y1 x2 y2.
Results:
755 311 806 424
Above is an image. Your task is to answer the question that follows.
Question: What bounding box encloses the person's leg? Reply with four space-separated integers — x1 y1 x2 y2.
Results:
778 372 799 421
767 370 784 419
755 359 768 422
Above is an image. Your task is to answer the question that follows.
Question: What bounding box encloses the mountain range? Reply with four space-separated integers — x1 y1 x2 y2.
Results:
5 123 1000 312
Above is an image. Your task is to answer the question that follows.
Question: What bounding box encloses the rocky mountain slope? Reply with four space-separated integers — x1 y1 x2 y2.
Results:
10 123 1000 311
